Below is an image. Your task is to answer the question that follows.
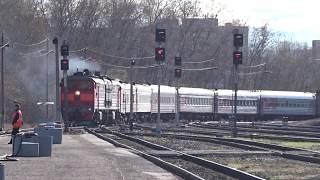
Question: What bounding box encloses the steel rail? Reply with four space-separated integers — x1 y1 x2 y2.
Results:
100 127 265 180
84 127 204 180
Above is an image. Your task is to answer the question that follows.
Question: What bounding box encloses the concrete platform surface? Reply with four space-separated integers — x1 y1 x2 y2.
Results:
0 133 179 180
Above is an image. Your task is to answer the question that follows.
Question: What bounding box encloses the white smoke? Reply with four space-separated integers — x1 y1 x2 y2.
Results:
68 56 101 75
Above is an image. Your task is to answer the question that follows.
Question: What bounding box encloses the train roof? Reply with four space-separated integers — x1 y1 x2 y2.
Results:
135 84 152 92
150 85 176 93
179 87 215 96
216 89 260 97
260 90 315 99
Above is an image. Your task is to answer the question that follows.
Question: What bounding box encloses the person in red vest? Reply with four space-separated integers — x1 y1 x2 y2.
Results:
8 104 23 144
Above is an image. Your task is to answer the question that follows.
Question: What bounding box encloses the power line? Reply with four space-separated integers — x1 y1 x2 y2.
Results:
182 67 218 71
80 58 158 69
87 48 155 60
7 49 55 58
69 48 87 53
239 71 272 76
220 63 267 69
241 63 266 69
12 38 48 47
0 42 9 49
182 58 216 64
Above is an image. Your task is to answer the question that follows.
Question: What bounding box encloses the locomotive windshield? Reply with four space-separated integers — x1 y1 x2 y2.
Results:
67 80 93 90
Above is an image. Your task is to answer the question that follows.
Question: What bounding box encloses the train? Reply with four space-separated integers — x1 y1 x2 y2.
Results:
60 70 319 126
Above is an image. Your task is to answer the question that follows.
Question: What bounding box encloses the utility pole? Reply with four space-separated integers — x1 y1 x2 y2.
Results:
46 38 49 121
53 37 60 123
129 59 135 131
0 32 4 131
232 29 243 138
155 27 166 134
61 40 69 132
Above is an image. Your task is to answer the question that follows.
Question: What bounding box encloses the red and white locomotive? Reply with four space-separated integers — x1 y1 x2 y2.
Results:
61 70 318 125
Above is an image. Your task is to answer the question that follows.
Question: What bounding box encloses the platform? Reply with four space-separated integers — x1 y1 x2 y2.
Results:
0 132 179 180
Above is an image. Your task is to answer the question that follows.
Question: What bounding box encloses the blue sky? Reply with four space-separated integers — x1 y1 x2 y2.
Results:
202 0 320 45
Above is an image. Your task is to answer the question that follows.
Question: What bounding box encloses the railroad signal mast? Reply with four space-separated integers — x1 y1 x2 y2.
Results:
174 56 182 127
61 40 69 132
232 30 243 137
155 28 166 134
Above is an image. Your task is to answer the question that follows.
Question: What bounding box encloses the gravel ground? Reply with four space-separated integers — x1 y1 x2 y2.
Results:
202 154 320 180
163 158 236 180
102 133 156 151
240 138 320 151
136 136 243 151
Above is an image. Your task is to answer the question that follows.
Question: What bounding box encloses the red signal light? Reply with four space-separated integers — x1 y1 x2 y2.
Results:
155 47 165 61
233 51 242 65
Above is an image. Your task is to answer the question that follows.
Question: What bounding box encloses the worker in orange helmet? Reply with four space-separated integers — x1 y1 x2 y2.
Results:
8 104 23 144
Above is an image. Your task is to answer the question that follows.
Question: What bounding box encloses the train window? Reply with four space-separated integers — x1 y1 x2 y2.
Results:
67 81 77 89
79 81 92 90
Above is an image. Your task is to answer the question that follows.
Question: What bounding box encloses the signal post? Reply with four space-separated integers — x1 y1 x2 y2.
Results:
61 41 69 132
232 30 243 137
155 28 166 134
129 59 135 131
174 56 182 127
52 37 60 123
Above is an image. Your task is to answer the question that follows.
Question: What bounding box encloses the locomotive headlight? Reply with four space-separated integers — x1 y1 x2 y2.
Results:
75 90 80 96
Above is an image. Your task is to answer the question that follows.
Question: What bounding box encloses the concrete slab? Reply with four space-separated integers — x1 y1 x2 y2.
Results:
0 133 180 180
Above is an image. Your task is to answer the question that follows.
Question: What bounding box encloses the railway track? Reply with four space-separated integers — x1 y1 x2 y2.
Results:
207 121 320 133
86 127 264 180
190 123 320 139
132 124 320 162
134 123 320 143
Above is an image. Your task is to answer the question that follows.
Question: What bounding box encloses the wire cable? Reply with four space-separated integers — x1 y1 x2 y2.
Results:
82 58 159 69
12 38 48 47
182 67 218 71
0 42 9 49
239 71 272 76
240 63 266 69
69 48 87 53
182 58 216 64
87 48 155 60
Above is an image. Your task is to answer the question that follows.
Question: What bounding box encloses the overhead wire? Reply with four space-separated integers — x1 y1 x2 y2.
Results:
12 38 48 47
182 58 216 64
240 63 266 69
87 48 155 60
0 42 9 49
239 71 272 76
79 57 158 69
69 48 87 53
